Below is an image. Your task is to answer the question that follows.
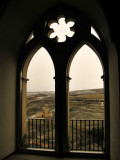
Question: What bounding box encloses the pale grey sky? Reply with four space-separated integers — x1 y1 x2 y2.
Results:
27 47 55 92
69 45 103 91
27 45 103 92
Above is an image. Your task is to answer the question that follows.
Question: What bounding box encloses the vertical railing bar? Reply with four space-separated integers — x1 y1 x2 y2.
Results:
98 120 99 151
28 119 30 147
52 120 53 149
32 119 33 147
40 119 41 148
48 119 49 148
54 119 55 149
72 120 73 150
44 119 45 148
89 120 90 151
76 120 77 150
36 119 37 148
102 120 103 150
80 120 82 150
93 120 94 150
79 120 80 150
85 120 86 150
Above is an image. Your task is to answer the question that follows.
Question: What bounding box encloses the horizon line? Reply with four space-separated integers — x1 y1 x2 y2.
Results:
27 87 104 93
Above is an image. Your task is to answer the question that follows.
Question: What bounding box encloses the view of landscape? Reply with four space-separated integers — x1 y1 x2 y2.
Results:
26 91 55 119
26 88 104 120
25 88 104 151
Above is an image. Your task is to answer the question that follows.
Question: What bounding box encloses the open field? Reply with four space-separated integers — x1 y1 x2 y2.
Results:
26 89 104 150
26 91 55 119
69 89 104 120
26 88 104 120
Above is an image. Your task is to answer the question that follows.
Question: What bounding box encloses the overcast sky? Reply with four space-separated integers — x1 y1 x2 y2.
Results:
69 45 103 91
27 45 103 92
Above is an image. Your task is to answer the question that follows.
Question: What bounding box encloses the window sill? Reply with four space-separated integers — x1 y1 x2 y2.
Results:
4 153 110 160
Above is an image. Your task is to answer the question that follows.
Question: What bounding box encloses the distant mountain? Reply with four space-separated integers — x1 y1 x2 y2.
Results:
27 91 55 97
27 88 104 97
70 88 104 96
26 88 104 119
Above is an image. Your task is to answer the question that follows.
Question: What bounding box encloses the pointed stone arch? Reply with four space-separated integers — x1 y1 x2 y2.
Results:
21 44 55 144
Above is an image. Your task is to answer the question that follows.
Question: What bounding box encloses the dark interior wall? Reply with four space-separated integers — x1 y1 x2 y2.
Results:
0 0 119 159
0 49 16 159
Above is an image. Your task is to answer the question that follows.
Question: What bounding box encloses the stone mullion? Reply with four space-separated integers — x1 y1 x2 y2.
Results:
55 68 69 155
21 77 29 140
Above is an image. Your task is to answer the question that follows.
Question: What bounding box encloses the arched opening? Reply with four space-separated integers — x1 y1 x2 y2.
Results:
69 44 104 152
22 47 55 150
18 7 110 157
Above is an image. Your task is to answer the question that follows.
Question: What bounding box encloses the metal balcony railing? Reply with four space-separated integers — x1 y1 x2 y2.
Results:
27 119 55 149
26 119 104 151
70 120 104 151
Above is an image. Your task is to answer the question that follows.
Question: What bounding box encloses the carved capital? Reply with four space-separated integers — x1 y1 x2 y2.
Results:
101 75 105 81
22 77 29 83
66 76 71 82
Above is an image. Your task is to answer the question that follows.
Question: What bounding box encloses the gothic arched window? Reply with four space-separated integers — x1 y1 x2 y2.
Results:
18 7 109 158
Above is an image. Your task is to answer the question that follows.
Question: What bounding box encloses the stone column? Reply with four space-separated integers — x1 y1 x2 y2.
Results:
21 77 29 139
66 76 71 152
101 74 110 155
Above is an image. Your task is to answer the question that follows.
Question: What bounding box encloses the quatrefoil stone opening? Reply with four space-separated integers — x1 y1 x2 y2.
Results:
48 17 75 42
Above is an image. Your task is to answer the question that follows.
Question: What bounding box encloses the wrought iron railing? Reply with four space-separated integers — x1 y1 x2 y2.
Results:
27 119 55 149
69 120 104 151
26 119 104 151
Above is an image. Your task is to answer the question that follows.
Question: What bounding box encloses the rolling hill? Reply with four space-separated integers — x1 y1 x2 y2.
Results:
26 88 104 120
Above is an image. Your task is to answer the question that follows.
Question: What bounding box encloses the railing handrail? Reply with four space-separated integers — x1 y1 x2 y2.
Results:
70 119 104 121
27 118 104 121
27 118 55 120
